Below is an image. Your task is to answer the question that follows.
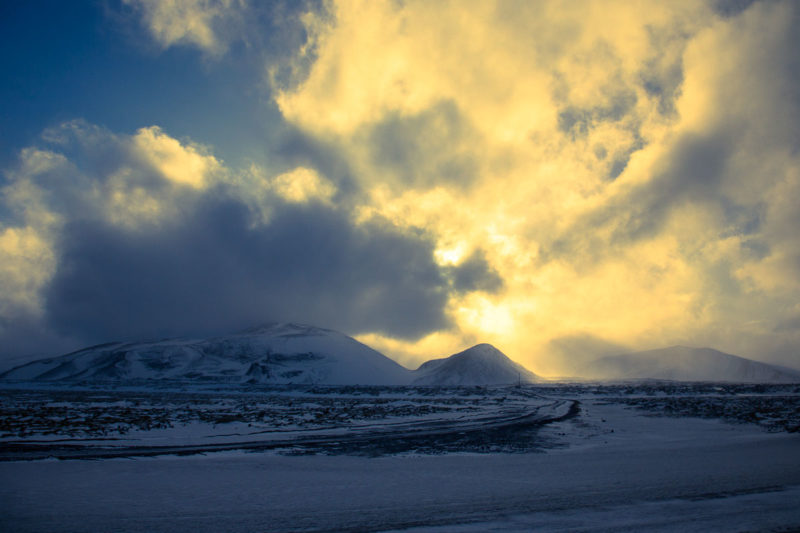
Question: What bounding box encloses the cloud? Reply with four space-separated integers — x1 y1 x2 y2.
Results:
0 119 471 359
120 0 321 72
268 166 336 204
0 226 55 317
541 333 630 376
131 126 222 188
44 198 451 344
11 121 221 230
0 121 219 355
268 0 800 373
123 0 246 56
447 250 504 294
358 100 482 190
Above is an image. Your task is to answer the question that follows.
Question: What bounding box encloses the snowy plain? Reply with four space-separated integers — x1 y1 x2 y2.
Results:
1 383 799 532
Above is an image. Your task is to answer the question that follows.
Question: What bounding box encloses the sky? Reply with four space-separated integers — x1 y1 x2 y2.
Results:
1 0 799 375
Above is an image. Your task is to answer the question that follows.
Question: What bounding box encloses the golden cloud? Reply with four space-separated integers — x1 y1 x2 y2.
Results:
270 167 337 204
275 0 800 372
132 126 222 189
0 226 56 316
124 0 244 55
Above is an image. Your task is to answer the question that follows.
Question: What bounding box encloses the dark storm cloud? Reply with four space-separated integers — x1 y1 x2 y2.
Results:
271 126 360 198
363 100 479 189
447 250 504 294
43 194 451 347
0 315 82 370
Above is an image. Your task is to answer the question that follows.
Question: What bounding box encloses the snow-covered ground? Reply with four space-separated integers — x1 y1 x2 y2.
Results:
389 486 800 532
1 383 799 532
0 385 572 458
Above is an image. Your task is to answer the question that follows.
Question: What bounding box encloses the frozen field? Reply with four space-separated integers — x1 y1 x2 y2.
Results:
0 385 577 458
1 383 799 531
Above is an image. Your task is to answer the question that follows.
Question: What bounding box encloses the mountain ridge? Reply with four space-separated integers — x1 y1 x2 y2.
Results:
0 322 412 386
583 345 800 383
0 325 540 387
4 325 797 385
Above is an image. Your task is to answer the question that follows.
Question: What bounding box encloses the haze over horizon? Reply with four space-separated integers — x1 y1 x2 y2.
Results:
1 0 799 376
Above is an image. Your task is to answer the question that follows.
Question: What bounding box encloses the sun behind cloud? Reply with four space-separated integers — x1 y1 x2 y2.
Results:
272 0 800 373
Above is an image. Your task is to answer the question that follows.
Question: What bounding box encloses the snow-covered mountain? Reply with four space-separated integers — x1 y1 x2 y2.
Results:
413 344 541 386
583 346 800 383
13 326 789 386
0 324 544 387
0 323 412 385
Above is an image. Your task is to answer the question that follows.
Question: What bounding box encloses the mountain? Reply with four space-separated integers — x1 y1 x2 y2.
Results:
0 324 543 387
0 323 412 385
412 343 541 386
583 346 800 383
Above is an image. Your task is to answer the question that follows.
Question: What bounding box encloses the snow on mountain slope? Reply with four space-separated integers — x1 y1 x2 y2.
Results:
583 346 800 383
413 344 541 386
0 323 413 385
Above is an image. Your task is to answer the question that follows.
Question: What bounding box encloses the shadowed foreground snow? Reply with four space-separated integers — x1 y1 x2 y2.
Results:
1 399 799 532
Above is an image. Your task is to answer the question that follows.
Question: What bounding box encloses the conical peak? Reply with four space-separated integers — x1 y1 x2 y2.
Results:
455 343 507 359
